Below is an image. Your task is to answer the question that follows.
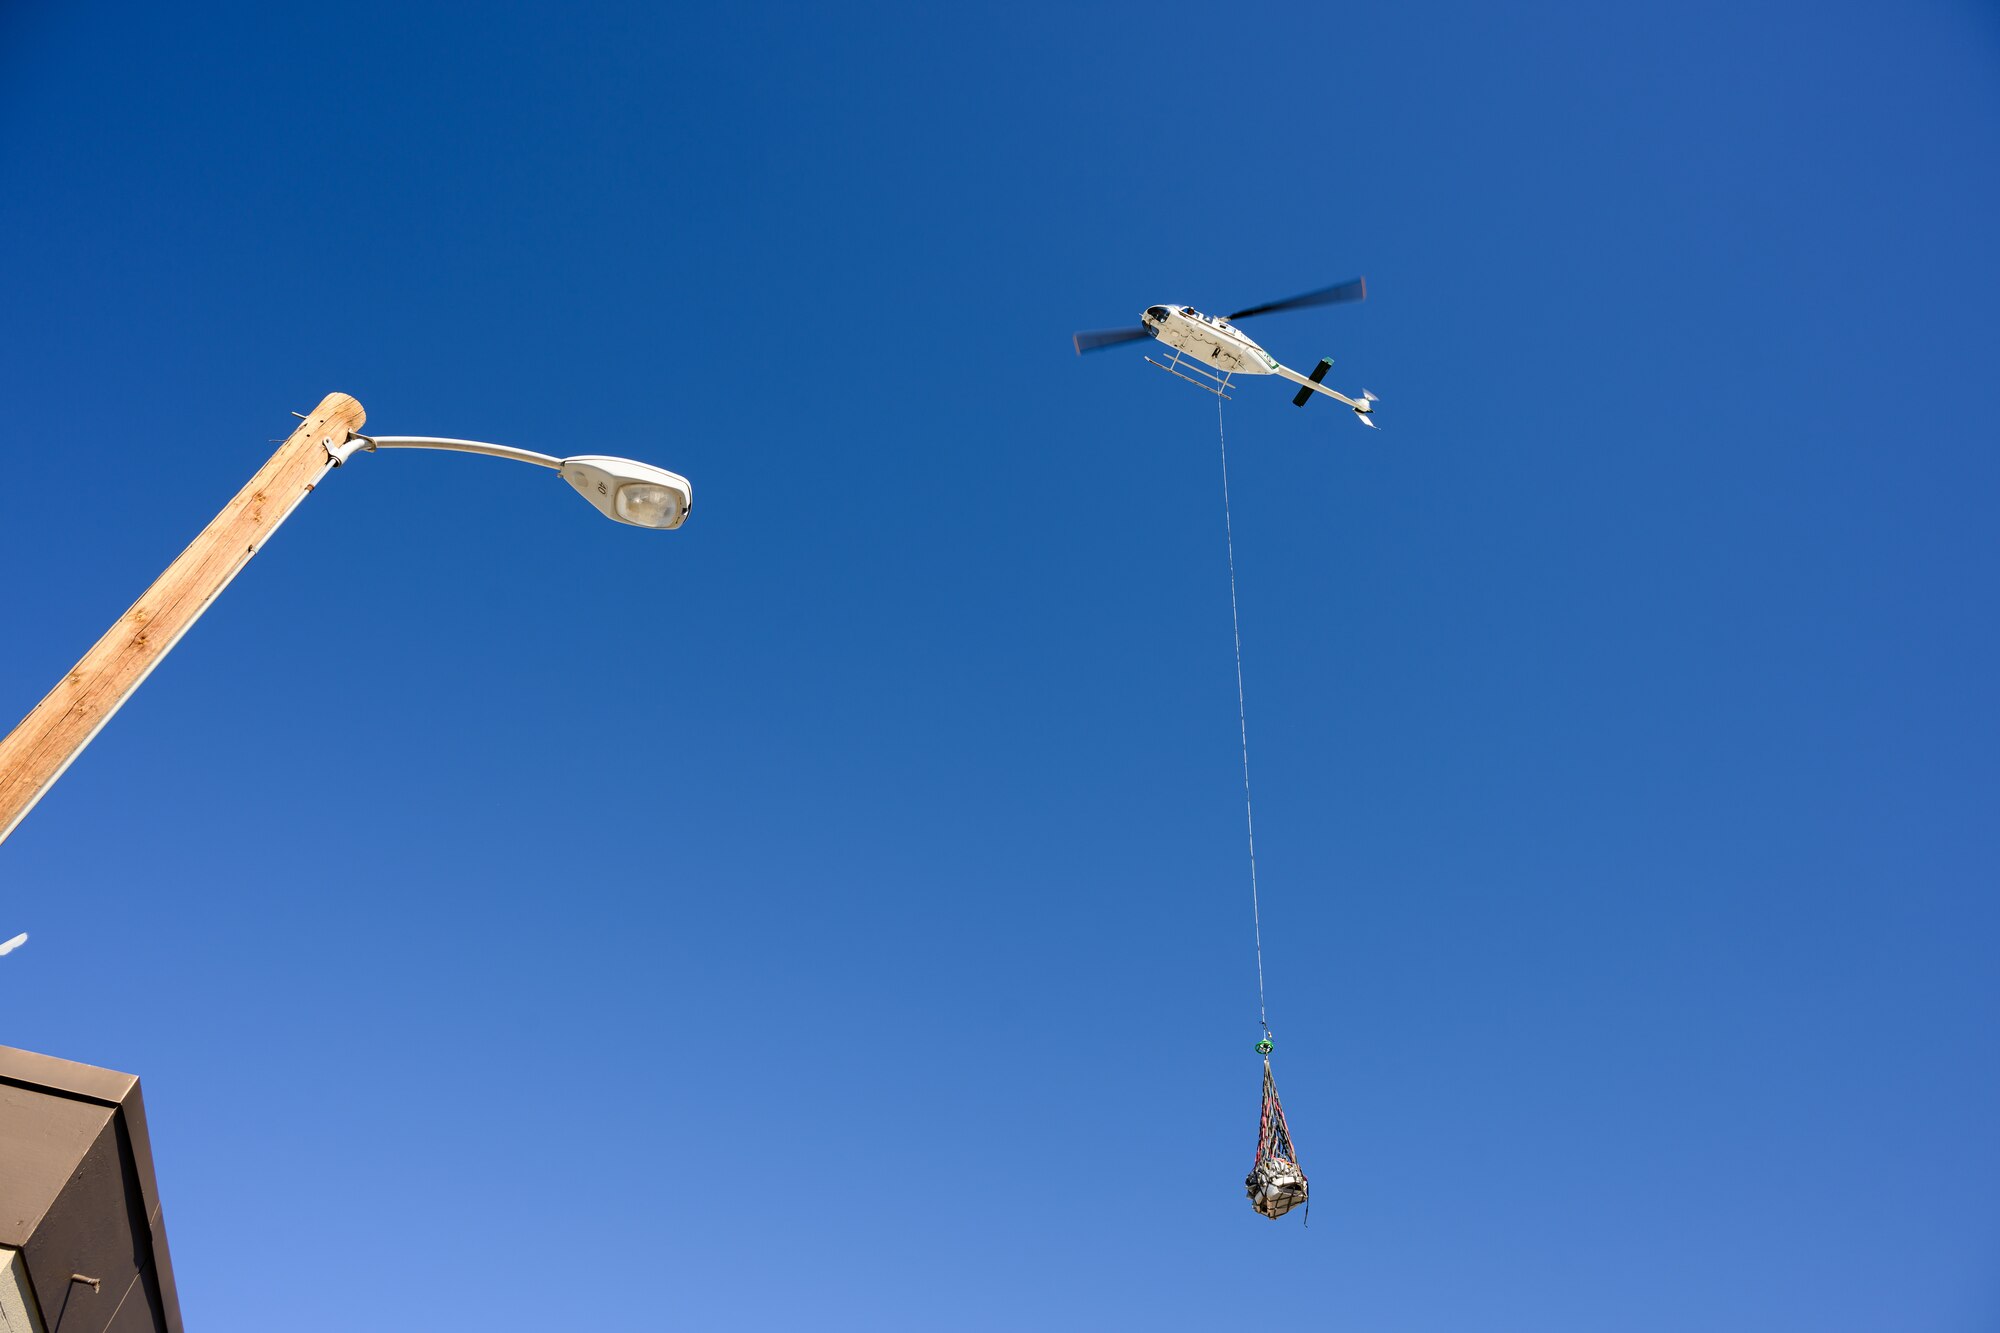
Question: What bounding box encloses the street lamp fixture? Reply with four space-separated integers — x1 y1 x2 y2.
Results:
0 392 691 851
564 457 692 530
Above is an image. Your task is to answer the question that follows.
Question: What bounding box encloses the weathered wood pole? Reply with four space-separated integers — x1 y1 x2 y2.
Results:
0 392 366 846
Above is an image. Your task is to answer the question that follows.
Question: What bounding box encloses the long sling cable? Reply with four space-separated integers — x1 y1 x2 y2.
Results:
1221 398 1310 1225
1216 396 1270 1042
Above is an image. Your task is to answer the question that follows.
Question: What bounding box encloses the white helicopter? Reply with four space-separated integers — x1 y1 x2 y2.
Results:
1074 277 1378 426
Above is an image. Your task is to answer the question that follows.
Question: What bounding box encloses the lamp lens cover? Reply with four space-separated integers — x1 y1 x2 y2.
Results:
615 482 684 528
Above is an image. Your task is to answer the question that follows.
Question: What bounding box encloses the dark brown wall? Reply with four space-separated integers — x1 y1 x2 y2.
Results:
0 1047 180 1333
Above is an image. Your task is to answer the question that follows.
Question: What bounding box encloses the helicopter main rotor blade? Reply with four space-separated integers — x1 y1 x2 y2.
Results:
1073 326 1150 355
1225 277 1368 322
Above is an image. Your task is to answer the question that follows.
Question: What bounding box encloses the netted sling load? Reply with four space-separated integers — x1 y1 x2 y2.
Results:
1246 1055 1308 1220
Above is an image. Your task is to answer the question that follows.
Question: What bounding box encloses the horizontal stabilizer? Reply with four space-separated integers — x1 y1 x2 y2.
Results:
1292 358 1334 408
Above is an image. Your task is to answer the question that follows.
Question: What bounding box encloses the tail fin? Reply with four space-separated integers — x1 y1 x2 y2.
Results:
1291 358 1334 408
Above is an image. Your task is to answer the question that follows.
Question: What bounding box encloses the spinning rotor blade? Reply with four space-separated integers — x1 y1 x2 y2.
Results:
1073 326 1150 355
1226 277 1368 322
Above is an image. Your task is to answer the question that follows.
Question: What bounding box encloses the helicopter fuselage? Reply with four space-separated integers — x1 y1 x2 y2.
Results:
1143 305 1281 376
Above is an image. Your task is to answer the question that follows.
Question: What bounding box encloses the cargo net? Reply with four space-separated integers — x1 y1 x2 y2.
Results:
1246 1058 1309 1220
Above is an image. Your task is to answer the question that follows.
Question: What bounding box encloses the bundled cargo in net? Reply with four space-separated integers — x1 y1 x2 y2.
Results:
1245 1057 1308 1220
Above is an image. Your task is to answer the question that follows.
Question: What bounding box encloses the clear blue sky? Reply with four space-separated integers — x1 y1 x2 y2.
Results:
3 2 1996 1328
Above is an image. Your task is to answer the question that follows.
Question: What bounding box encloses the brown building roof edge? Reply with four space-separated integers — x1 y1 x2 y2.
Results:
0 1046 136 1108
0 1045 183 1333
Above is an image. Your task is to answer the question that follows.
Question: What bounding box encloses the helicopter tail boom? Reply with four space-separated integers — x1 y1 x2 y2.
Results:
1274 362 1377 426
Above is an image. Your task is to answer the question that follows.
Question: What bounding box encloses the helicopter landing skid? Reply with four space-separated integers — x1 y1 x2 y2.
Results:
1144 346 1234 398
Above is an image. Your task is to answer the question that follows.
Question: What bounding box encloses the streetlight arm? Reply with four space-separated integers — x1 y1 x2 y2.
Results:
340 435 692 530
350 436 563 470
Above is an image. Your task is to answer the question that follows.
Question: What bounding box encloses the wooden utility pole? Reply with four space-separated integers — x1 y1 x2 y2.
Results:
0 392 366 846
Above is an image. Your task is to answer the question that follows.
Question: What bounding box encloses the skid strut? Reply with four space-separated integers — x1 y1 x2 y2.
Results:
1145 345 1235 398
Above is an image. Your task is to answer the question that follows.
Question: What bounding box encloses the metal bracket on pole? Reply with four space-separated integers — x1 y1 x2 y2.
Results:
326 430 375 466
